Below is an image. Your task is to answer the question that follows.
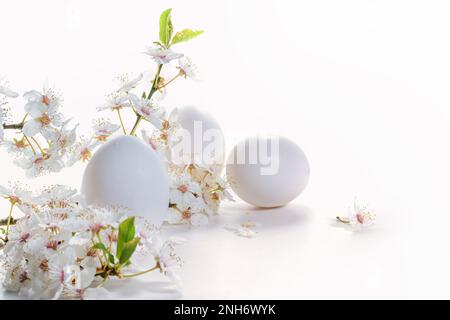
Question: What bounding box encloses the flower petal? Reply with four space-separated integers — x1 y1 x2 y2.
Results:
22 120 42 137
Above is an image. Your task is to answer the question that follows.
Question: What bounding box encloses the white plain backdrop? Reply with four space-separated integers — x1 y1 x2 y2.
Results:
1 0 450 299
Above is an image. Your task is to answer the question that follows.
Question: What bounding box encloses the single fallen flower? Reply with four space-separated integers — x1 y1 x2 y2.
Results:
224 221 260 238
336 198 376 230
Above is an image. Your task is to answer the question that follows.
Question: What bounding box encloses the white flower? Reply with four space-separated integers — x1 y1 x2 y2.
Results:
178 57 197 80
224 222 260 238
0 84 19 98
2 137 31 155
148 236 184 282
47 247 79 299
0 183 34 213
169 173 201 206
141 129 170 161
348 199 376 229
161 108 182 146
68 138 100 166
49 120 78 155
22 90 64 137
337 198 376 230
131 96 166 129
93 119 120 142
83 207 124 235
23 86 61 111
61 257 97 300
144 47 183 64
118 73 143 93
15 152 63 178
39 185 78 209
167 199 208 226
98 94 132 112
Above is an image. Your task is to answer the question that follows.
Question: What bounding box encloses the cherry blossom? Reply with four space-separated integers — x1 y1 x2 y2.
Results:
144 47 183 65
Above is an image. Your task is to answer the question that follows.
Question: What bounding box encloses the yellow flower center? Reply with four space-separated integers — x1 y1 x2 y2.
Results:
39 114 51 126
80 148 92 162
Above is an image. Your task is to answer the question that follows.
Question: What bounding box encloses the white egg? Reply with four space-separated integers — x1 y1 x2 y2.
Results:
171 106 225 166
81 135 169 227
226 136 310 208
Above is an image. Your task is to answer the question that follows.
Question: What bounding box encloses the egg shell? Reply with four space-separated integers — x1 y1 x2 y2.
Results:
226 136 310 208
81 135 169 227
172 106 225 166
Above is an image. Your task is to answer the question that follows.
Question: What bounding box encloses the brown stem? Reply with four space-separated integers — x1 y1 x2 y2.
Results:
2 123 23 130
336 216 350 224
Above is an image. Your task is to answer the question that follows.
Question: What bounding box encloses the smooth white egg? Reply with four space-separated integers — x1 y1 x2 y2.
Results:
81 135 169 227
171 106 225 167
226 136 310 208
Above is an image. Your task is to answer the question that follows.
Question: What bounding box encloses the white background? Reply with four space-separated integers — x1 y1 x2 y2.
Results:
1 0 450 299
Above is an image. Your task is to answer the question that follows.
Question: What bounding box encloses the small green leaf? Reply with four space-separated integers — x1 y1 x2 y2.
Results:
117 217 136 259
93 243 107 250
159 8 173 46
93 243 115 264
171 29 204 45
119 237 141 265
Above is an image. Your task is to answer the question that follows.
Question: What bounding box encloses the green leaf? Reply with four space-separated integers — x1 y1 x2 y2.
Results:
171 29 204 45
159 8 173 46
93 243 107 251
93 243 115 264
117 217 136 259
119 237 141 265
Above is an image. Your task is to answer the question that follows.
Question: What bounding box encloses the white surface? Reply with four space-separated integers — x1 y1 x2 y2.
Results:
1 0 450 299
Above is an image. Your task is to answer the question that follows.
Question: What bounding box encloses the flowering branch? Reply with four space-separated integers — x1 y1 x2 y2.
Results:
0 184 184 299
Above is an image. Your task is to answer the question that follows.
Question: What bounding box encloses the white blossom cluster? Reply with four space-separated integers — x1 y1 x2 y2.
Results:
0 82 84 177
0 79 128 178
0 184 184 300
167 164 234 226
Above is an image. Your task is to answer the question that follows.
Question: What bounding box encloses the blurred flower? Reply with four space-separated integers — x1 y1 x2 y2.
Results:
93 119 120 142
178 57 197 80
49 120 78 155
141 129 170 161
22 90 64 137
15 152 63 178
337 198 376 230
144 47 183 65
23 85 62 114
117 73 143 93
2 138 29 155
131 96 166 129
68 138 100 166
98 94 132 112
0 183 33 211
224 222 260 238
0 83 19 98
